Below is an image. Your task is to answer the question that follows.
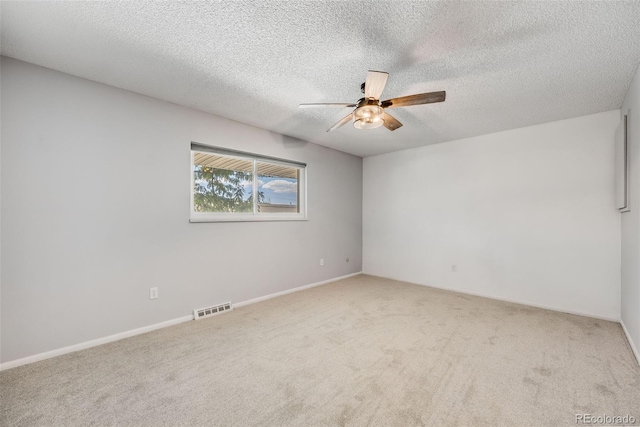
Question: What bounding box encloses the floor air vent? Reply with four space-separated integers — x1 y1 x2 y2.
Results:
194 302 233 320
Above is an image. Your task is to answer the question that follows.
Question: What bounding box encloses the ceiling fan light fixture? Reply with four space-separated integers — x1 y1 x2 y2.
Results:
353 116 384 129
353 104 384 129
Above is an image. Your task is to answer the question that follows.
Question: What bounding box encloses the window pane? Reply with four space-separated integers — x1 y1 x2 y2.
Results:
256 162 299 213
193 152 254 213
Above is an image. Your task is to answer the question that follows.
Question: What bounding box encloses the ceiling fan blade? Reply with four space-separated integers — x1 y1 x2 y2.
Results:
327 114 353 132
364 70 389 100
382 112 403 131
381 91 446 109
299 103 356 108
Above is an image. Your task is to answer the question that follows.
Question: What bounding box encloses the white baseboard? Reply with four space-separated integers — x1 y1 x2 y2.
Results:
621 319 640 366
0 315 194 372
234 271 362 308
0 271 362 372
365 273 620 322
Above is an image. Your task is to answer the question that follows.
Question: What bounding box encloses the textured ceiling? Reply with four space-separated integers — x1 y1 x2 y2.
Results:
2 1 640 157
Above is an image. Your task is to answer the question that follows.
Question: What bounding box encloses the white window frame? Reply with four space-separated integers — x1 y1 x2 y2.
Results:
190 143 307 223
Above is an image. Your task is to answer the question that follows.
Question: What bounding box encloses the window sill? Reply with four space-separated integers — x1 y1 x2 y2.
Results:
190 214 308 223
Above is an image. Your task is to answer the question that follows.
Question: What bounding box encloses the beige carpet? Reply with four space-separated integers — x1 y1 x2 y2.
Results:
1 275 639 426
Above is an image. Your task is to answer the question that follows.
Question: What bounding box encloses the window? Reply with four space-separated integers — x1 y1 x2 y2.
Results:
190 143 306 222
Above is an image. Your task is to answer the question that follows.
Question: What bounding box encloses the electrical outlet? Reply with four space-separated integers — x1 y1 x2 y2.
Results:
346 257 350 263
150 287 159 299
320 258 324 266
452 265 457 272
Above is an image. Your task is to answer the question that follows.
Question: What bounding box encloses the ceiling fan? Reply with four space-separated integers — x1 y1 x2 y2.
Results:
299 70 446 132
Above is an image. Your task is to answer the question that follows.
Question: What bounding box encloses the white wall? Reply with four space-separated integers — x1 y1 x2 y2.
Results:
0 57 362 364
621 63 640 360
364 110 621 320
0 53 3 364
